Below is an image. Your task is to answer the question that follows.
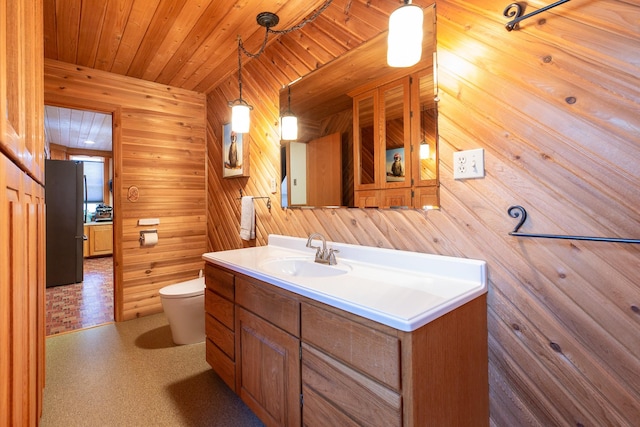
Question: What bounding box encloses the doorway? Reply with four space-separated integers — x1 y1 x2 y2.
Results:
44 105 116 335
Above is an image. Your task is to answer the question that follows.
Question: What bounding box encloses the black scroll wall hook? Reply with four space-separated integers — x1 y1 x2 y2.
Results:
503 0 571 31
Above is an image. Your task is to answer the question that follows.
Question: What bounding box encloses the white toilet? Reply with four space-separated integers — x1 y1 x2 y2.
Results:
159 273 206 345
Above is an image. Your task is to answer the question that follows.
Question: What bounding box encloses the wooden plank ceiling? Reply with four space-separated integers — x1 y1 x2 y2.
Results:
44 106 112 152
43 0 335 94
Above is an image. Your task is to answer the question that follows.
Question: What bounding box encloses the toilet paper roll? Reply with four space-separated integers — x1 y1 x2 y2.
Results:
140 231 158 246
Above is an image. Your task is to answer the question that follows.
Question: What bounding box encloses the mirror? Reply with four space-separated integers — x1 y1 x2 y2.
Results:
279 5 436 208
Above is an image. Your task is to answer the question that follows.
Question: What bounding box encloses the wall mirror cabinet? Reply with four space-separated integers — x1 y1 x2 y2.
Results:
279 4 437 209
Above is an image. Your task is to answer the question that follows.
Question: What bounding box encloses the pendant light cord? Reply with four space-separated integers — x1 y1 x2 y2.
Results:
237 0 333 59
236 39 244 101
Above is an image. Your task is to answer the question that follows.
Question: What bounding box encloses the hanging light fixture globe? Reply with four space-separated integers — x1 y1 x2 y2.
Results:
230 100 252 134
280 86 298 140
387 0 424 67
281 114 298 140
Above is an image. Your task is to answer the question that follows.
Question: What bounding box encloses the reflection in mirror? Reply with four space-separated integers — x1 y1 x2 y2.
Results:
358 95 375 187
279 4 436 209
384 81 407 184
418 71 437 182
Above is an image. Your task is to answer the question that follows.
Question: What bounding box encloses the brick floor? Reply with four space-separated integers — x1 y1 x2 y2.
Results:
45 256 114 336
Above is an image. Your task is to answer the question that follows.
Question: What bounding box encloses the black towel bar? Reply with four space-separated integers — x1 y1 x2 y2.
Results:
508 205 640 244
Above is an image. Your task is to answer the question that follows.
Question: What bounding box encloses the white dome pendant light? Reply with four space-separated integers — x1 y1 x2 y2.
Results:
387 0 424 68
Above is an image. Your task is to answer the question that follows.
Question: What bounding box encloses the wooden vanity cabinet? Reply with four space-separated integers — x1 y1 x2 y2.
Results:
204 262 489 427
204 264 236 390
301 297 489 427
301 302 403 426
235 277 301 427
205 264 301 427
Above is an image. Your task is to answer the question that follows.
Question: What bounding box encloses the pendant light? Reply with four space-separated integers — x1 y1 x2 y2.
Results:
228 40 253 133
387 0 424 68
228 1 334 134
280 86 298 140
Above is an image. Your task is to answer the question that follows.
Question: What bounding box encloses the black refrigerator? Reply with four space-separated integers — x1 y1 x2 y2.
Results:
45 159 84 287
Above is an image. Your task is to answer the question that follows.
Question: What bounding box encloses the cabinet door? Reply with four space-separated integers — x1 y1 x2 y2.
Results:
413 186 439 209
89 223 113 256
412 67 438 191
381 78 412 190
380 188 412 209
353 92 378 191
1 154 45 426
236 307 301 427
1 0 44 182
354 190 379 208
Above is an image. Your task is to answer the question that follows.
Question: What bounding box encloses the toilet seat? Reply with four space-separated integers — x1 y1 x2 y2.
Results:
159 277 205 299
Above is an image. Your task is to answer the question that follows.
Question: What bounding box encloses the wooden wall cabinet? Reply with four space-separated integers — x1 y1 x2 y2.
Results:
1 0 45 423
353 69 438 209
1 155 46 426
205 262 488 426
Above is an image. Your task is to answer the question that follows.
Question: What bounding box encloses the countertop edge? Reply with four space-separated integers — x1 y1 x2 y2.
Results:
202 250 487 332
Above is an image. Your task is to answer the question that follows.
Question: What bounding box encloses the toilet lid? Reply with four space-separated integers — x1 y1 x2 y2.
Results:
159 277 205 298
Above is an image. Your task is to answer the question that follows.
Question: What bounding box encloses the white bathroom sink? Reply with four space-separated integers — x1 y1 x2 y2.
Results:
203 234 487 331
259 257 352 277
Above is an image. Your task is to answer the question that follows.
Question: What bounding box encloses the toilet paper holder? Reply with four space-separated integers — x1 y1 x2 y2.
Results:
139 229 158 245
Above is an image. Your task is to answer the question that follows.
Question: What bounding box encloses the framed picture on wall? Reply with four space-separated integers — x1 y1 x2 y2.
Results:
222 123 249 178
386 148 405 182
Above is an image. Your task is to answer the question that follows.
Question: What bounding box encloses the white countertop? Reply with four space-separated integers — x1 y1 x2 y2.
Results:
84 221 113 226
202 235 487 332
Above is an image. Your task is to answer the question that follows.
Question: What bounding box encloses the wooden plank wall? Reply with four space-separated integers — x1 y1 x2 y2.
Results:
205 0 639 425
44 59 207 321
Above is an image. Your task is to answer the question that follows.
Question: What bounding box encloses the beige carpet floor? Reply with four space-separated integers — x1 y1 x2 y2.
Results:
40 313 264 427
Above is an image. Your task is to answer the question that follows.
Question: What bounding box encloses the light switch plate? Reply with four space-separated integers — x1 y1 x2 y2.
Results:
453 148 485 179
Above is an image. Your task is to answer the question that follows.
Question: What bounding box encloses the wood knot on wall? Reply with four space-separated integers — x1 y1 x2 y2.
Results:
549 341 562 353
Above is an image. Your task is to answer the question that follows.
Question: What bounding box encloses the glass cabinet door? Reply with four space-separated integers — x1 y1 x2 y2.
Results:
354 92 377 190
381 78 411 189
413 68 438 186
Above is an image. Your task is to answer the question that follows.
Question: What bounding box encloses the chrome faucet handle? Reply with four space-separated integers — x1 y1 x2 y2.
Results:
328 248 339 265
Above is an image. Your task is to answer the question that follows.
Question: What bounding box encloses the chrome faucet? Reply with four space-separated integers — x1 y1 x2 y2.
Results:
306 233 339 265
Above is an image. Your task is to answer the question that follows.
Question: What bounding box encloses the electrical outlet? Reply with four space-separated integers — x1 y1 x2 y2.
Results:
453 148 485 179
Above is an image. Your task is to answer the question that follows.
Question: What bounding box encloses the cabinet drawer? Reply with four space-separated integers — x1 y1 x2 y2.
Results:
205 289 234 330
301 302 400 390
302 384 361 427
205 313 234 359
205 263 234 300
236 277 300 337
302 343 401 426
206 338 235 392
